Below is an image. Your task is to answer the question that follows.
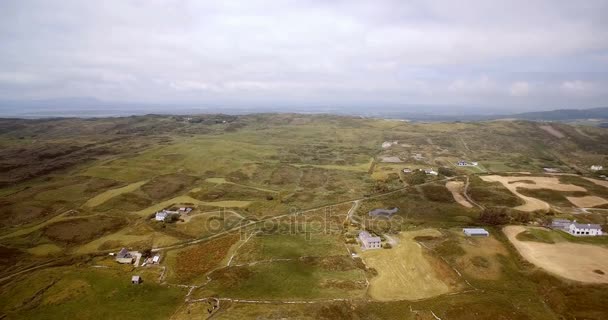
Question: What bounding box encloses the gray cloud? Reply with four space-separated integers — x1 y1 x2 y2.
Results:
1 0 607 111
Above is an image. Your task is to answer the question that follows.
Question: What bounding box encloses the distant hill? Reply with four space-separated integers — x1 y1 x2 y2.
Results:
506 107 608 121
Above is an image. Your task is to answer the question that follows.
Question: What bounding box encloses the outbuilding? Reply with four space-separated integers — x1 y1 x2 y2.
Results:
463 228 489 237
131 275 141 284
358 231 382 249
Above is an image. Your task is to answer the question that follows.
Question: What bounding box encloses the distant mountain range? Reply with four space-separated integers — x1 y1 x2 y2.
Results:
0 97 607 123
502 107 608 121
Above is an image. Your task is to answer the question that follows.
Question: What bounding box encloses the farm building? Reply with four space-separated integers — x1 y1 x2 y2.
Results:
155 211 168 221
424 169 438 175
463 228 489 237
179 207 193 214
590 165 603 171
550 219 572 230
568 223 603 236
116 248 134 264
131 275 141 284
359 231 382 249
152 255 160 264
543 167 560 173
550 219 603 236
402 168 412 173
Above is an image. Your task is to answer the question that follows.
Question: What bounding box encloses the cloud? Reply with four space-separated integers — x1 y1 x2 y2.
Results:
509 82 531 97
0 0 607 109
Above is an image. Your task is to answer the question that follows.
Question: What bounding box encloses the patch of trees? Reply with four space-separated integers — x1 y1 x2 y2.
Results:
404 170 426 185
438 167 456 177
478 207 532 225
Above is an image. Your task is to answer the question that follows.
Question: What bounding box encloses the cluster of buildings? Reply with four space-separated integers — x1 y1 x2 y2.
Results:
551 219 603 236
155 206 193 221
590 165 604 171
457 160 479 166
402 168 437 175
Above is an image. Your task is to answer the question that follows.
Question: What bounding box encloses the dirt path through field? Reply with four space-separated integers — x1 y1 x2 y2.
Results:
480 175 586 211
503 225 608 283
446 181 473 208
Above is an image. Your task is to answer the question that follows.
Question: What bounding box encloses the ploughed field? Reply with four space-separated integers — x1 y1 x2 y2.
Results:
2 114 608 319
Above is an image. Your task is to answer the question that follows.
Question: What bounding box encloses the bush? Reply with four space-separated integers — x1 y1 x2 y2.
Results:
478 207 510 225
438 167 456 177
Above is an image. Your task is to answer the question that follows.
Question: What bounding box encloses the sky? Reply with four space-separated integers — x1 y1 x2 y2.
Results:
1 0 608 112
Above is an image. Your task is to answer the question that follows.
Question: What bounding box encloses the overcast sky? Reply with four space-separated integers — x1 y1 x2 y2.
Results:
1 0 607 112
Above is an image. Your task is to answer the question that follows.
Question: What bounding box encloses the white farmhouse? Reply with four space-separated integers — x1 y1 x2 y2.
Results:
155 211 168 221
358 231 382 249
590 165 603 171
567 223 603 236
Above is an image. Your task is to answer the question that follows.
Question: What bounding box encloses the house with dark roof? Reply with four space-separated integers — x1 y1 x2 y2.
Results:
116 248 134 264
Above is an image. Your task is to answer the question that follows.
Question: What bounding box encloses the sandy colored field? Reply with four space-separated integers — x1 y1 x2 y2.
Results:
360 229 452 301
503 225 608 283
566 195 608 208
539 125 565 138
480 175 586 211
446 181 473 208
83 180 147 207
585 177 608 189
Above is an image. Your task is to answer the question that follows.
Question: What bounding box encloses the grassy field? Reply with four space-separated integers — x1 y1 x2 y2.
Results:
2 114 608 319
0 266 186 320
197 257 367 300
232 233 347 264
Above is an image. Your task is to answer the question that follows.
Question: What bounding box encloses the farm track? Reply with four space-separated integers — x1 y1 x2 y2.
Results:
152 177 454 252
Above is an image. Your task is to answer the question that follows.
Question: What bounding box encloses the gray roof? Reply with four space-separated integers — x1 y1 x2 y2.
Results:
117 248 131 259
132 275 140 281
359 231 381 242
572 223 602 230
463 228 489 234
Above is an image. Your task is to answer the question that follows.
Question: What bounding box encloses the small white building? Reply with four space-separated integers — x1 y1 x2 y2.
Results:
402 168 412 173
424 169 438 176
591 165 604 171
568 223 603 236
463 228 489 237
152 255 160 264
358 231 382 249
131 275 141 284
155 211 168 221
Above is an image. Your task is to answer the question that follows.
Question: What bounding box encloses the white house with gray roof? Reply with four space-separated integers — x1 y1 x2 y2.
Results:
551 219 603 236
567 223 603 236
358 231 381 249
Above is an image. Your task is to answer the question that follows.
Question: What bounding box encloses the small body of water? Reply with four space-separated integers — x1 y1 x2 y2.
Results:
368 207 399 217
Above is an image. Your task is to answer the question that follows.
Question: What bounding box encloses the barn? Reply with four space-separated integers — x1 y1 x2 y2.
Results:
463 228 489 237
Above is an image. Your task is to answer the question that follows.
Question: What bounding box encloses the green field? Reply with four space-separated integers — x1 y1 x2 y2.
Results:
2 114 608 319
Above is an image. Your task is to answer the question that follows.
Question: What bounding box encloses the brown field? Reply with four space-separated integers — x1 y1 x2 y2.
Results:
166 234 240 283
452 230 508 280
480 175 586 211
360 229 460 301
445 181 473 208
566 195 608 208
585 177 608 189
43 215 127 245
503 225 608 283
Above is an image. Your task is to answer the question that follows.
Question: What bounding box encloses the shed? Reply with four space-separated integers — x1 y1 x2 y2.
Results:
463 228 489 237
152 255 160 264
131 275 141 284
